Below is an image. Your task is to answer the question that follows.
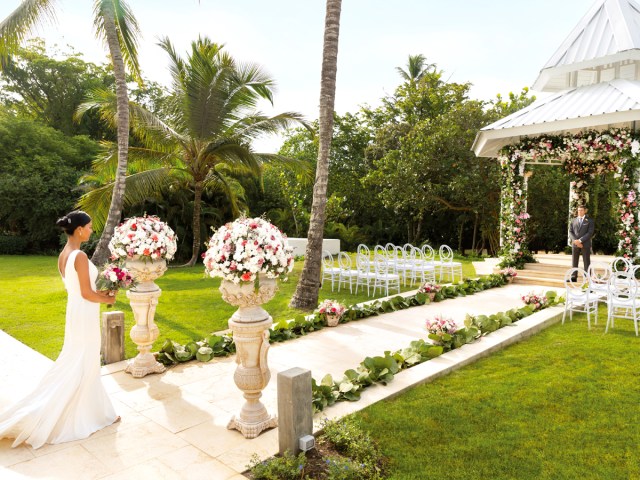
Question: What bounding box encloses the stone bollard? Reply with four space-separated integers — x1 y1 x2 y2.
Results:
277 367 313 455
101 311 125 365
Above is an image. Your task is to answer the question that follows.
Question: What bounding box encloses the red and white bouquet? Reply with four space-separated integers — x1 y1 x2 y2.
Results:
96 264 136 291
521 292 548 310
203 216 294 284
316 299 346 317
109 215 177 262
418 282 442 294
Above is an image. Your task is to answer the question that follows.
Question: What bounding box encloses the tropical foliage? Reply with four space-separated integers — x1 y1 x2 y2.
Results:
77 36 306 265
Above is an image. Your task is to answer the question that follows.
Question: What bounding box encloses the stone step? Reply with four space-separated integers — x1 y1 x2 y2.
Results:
513 275 565 288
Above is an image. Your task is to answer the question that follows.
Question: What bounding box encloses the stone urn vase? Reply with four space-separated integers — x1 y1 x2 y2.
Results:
220 276 279 438
325 313 341 327
124 257 167 378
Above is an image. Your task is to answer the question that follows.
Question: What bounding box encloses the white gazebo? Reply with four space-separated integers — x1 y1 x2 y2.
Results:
473 0 640 266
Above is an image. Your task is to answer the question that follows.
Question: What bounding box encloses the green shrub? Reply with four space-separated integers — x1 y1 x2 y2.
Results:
321 417 384 478
248 450 306 480
0 235 28 254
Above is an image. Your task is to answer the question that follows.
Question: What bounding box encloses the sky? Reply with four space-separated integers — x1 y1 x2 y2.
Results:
1 0 596 151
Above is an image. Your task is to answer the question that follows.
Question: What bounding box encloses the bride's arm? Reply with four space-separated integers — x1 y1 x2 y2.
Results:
75 252 116 305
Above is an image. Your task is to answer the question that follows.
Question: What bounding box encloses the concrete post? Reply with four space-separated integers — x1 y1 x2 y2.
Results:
277 367 313 455
101 311 125 365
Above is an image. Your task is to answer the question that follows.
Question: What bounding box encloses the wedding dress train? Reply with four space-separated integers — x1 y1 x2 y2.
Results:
0 250 117 449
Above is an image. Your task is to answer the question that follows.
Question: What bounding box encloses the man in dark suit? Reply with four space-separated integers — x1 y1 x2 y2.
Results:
569 205 595 279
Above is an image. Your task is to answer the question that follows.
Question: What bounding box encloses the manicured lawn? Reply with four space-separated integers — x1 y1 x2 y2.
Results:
0 254 477 360
354 308 640 480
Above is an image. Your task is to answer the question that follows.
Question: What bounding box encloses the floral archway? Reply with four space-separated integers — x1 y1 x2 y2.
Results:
498 128 640 268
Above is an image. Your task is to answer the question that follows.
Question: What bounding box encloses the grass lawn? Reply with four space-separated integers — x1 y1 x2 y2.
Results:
0 254 477 360
355 308 640 480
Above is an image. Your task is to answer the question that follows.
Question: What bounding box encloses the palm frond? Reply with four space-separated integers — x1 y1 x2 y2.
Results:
77 168 174 231
92 0 142 83
231 111 308 140
0 0 57 66
253 153 313 177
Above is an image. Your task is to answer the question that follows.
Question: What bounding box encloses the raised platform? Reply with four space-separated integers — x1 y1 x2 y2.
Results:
512 253 615 288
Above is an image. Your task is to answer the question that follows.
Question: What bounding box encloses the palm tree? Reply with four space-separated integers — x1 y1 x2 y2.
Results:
290 0 342 310
77 36 307 266
396 54 434 84
0 0 142 266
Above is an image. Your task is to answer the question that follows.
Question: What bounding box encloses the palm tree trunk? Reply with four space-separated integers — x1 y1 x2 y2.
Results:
91 11 130 266
186 181 204 267
290 0 342 310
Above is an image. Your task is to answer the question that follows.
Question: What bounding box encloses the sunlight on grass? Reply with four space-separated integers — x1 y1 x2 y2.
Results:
0 254 476 359
354 307 640 480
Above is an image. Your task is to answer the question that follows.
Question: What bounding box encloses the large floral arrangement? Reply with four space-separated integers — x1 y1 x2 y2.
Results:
521 292 548 310
498 128 640 267
109 215 177 261
203 216 294 284
316 299 346 318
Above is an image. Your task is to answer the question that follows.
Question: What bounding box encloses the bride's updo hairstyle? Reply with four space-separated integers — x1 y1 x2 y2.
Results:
56 210 92 235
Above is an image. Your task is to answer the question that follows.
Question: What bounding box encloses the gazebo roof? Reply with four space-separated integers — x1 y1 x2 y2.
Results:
534 0 640 91
472 79 640 157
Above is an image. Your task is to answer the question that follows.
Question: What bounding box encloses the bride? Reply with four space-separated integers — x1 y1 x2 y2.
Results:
0 210 120 449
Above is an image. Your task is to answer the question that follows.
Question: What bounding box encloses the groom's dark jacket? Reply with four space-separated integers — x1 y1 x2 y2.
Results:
569 215 595 247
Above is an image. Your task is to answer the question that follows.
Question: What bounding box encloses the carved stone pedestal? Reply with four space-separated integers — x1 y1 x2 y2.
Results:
125 257 167 378
221 277 279 438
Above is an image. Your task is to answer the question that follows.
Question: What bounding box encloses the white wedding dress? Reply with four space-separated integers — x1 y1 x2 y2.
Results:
0 250 117 449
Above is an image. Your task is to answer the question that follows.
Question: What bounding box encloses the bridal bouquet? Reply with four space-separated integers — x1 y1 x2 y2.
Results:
521 292 548 310
109 215 177 262
96 264 136 291
203 216 294 284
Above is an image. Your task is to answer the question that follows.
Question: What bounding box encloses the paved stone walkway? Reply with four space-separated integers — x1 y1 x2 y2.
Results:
0 283 563 479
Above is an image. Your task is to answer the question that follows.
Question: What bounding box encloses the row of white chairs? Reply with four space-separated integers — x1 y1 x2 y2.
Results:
321 243 463 297
563 257 640 335
357 243 462 284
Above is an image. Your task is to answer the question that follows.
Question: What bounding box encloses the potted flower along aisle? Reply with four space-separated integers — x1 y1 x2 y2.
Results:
203 216 294 438
316 299 346 327
109 215 177 378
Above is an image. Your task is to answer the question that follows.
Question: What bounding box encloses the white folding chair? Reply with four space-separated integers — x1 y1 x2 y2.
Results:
611 256 632 275
606 271 640 336
355 253 376 296
374 245 386 257
562 267 598 329
372 255 401 297
438 245 463 282
406 247 436 285
587 262 612 309
337 252 359 293
421 244 442 278
385 243 395 257
321 250 341 292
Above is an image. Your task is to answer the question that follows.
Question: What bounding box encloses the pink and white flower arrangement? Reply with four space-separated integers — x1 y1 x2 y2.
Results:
109 215 177 261
418 282 442 294
499 267 518 278
203 216 294 284
425 315 458 343
521 292 548 310
316 299 346 318
96 263 136 291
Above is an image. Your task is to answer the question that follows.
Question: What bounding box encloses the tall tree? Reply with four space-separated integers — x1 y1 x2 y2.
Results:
290 0 342 310
77 37 306 266
0 0 142 265
395 53 434 84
